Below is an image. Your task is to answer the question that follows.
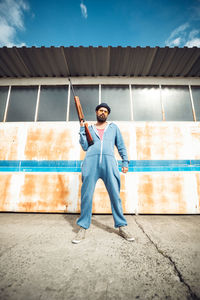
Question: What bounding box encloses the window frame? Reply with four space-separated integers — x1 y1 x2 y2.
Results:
0 79 200 122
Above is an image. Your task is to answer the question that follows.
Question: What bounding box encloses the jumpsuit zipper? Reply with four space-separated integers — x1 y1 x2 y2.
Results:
100 137 103 164
92 123 109 164
99 124 109 164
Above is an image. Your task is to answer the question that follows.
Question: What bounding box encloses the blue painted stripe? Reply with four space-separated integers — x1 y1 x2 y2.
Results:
0 160 200 172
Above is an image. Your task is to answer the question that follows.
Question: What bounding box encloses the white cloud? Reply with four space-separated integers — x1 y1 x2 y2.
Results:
170 37 181 46
170 23 189 39
0 18 15 47
185 29 200 47
185 38 200 47
0 0 29 47
165 23 189 47
80 2 88 19
188 29 199 40
165 23 200 47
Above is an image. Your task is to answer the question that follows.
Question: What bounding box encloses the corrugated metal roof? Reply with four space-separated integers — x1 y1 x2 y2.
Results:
0 46 200 78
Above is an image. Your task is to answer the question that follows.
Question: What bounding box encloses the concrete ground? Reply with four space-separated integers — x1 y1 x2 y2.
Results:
0 213 200 300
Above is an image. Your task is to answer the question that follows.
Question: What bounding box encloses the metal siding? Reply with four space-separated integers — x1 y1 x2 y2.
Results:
174 47 194 76
130 47 143 76
188 54 200 77
154 47 173 76
168 48 189 76
0 46 200 78
0 171 199 214
0 122 200 213
51 47 69 77
0 47 20 77
140 47 157 76
1 122 200 161
19 47 42 77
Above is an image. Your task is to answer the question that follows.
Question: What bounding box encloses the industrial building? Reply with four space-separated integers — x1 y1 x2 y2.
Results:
0 46 200 213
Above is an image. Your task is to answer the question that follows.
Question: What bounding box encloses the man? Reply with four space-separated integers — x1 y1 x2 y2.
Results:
72 103 134 244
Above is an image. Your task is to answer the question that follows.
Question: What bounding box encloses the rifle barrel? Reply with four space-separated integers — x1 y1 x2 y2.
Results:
68 78 76 98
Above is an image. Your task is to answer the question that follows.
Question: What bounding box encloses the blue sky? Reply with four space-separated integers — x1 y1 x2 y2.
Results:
0 0 200 47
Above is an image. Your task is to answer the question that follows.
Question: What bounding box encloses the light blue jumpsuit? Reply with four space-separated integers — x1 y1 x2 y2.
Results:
77 123 129 229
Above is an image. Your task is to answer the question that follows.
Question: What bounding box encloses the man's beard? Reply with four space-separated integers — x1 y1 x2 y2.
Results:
97 114 107 123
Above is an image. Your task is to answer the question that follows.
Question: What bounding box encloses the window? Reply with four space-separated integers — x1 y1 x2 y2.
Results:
161 86 193 121
1 83 200 122
132 85 162 121
6 86 38 122
191 86 200 121
38 86 68 121
101 85 130 120
69 85 99 121
0 86 8 122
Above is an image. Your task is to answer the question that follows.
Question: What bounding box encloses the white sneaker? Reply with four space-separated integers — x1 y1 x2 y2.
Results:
72 227 86 244
119 226 135 241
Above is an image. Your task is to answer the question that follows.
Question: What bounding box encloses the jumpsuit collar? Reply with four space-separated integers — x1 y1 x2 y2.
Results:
92 122 110 139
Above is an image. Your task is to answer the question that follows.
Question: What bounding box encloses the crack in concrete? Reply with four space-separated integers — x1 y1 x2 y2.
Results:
134 217 200 300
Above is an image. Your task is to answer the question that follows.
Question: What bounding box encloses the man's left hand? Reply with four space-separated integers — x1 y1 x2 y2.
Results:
122 167 128 173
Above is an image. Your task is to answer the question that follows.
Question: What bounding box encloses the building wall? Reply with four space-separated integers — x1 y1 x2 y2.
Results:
0 121 200 214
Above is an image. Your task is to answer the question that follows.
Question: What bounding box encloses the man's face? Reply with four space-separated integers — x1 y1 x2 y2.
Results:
96 107 109 122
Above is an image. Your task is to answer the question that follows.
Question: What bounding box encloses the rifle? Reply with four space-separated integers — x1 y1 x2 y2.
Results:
68 78 94 146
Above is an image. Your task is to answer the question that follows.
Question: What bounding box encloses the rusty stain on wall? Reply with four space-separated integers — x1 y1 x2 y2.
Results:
24 127 75 160
92 174 127 213
0 171 199 214
80 149 86 161
196 173 200 213
190 125 200 159
0 126 19 160
135 123 193 160
151 126 168 159
93 179 112 213
138 173 187 214
0 174 12 210
136 124 151 159
0 122 200 214
19 174 71 212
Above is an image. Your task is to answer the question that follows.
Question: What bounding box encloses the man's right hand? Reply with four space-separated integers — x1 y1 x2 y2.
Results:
80 120 85 127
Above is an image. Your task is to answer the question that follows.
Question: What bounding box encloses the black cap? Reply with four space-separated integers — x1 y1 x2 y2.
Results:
95 103 111 114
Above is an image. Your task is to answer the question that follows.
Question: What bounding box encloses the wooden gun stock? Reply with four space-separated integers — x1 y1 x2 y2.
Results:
74 96 84 122
74 96 94 146
84 123 94 146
